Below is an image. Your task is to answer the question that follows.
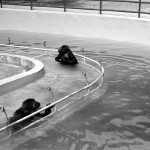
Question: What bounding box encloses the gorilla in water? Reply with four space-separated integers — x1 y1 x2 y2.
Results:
9 98 55 132
55 45 78 65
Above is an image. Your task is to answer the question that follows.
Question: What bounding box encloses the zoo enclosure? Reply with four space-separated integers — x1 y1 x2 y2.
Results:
0 0 150 18
0 43 104 141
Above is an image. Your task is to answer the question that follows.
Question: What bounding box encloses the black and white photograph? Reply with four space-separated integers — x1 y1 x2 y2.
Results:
0 0 150 150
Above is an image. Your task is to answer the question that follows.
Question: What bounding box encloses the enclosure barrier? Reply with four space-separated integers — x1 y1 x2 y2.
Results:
0 50 44 96
0 0 150 18
0 44 104 141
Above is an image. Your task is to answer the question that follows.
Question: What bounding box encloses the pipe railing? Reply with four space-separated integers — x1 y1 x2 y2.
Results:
0 44 104 141
99 0 150 18
0 0 150 18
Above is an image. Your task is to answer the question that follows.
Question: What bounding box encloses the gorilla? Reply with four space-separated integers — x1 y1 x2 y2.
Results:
9 98 55 132
55 45 78 65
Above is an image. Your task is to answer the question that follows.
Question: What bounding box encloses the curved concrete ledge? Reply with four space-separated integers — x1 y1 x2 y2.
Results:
0 53 45 96
0 8 150 46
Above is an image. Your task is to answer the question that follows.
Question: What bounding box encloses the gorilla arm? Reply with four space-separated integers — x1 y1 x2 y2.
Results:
55 53 69 63
36 103 55 117
55 54 62 62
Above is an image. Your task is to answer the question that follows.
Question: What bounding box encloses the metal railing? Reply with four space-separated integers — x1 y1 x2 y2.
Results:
0 44 104 141
0 0 150 18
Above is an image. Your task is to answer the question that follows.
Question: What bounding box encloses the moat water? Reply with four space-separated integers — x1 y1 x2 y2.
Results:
0 31 150 150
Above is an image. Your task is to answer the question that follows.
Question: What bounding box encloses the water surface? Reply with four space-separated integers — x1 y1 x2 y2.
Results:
0 31 150 150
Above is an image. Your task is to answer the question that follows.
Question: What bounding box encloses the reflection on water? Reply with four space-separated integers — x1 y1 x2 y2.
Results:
1 33 150 150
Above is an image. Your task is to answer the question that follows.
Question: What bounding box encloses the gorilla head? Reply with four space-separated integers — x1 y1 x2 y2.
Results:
58 45 70 55
21 98 41 113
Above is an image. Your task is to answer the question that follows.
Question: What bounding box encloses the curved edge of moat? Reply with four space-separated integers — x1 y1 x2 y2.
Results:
0 53 45 96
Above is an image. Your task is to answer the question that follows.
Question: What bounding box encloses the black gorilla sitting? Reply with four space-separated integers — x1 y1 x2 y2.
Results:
9 98 55 132
55 45 78 65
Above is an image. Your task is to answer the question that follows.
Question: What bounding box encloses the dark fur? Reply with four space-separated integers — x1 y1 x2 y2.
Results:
9 98 55 132
55 45 78 65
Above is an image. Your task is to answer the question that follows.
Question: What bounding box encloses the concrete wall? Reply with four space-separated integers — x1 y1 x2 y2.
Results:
0 8 150 46
0 53 44 96
0 54 34 71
